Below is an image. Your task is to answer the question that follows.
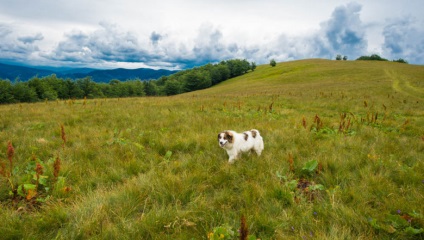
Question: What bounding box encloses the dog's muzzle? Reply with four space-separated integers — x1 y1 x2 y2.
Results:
219 141 227 147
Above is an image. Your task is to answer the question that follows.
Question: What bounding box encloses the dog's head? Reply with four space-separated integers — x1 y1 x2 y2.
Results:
218 131 234 148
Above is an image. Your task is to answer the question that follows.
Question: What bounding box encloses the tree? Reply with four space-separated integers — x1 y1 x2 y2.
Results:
27 76 58 100
336 55 342 60
164 80 182 96
12 82 38 102
43 74 66 99
251 62 257 71
126 80 145 97
108 79 126 97
76 77 102 98
393 58 408 64
143 81 159 96
210 64 230 85
63 79 84 99
226 59 250 77
183 70 212 92
0 80 14 103
270 59 276 67
356 54 388 61
343 56 348 61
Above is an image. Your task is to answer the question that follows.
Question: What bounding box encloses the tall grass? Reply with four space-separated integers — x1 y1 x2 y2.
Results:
0 59 423 239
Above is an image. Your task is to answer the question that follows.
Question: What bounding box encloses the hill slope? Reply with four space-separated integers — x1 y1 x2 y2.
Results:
194 58 424 100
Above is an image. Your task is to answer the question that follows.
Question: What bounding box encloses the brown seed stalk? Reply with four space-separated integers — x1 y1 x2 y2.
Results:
239 215 248 240
35 162 43 190
288 153 295 172
7 141 14 174
53 156 61 182
61 124 66 148
302 116 307 129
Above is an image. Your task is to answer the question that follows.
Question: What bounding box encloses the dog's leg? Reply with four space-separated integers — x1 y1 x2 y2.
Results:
254 147 262 156
255 149 262 156
227 149 237 164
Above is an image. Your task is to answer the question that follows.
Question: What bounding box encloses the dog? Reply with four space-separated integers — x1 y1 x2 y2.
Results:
218 129 264 163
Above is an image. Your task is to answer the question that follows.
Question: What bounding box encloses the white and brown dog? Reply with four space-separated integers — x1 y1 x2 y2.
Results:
218 129 264 163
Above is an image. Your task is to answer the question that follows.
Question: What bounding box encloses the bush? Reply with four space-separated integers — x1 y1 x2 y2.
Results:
356 54 388 61
393 58 408 64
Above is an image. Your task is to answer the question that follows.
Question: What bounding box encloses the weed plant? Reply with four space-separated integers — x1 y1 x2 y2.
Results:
0 59 423 239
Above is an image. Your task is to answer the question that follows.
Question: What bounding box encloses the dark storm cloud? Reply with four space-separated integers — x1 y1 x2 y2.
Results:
45 22 151 64
318 2 367 58
43 2 372 70
45 21 248 69
18 33 44 44
0 22 40 62
150 31 163 46
263 2 367 63
383 17 424 63
190 24 227 66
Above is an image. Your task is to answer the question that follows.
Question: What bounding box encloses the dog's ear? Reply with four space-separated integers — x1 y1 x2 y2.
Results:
225 131 233 143
243 132 248 141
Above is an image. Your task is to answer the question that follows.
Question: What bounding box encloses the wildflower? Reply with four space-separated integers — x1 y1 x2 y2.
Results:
397 209 401 214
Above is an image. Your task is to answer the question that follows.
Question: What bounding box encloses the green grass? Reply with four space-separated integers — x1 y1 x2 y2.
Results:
0 59 423 239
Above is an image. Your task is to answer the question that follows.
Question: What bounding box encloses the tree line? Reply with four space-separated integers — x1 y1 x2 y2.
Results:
0 59 255 104
356 54 408 63
335 54 408 63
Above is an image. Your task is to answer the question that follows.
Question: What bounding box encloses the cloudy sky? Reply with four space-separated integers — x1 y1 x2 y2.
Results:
0 0 423 70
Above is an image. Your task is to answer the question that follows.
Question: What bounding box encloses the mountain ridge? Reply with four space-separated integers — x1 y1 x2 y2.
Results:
0 62 178 82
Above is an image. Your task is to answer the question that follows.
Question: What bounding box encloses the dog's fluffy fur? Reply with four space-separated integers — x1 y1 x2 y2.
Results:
218 129 264 163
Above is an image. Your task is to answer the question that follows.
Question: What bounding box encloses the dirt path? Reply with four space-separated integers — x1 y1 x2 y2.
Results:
385 69 424 100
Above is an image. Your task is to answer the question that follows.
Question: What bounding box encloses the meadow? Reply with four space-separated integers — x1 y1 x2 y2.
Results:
0 59 423 239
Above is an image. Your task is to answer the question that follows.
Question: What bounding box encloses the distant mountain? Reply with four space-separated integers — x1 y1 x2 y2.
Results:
58 68 99 75
62 68 178 82
0 62 178 82
0 63 55 81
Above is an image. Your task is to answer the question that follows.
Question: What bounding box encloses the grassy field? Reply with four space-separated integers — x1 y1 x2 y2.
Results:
0 59 423 239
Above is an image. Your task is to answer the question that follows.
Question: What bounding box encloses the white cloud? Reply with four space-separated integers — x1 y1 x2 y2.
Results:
0 1 423 68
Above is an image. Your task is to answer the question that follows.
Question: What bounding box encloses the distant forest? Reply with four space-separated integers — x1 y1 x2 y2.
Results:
0 59 255 104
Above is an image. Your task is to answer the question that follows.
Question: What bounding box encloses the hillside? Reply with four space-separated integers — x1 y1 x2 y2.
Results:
0 59 423 239
194 58 424 99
